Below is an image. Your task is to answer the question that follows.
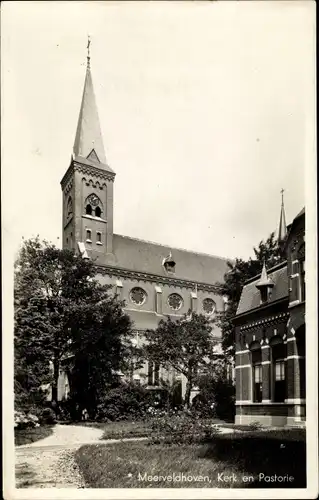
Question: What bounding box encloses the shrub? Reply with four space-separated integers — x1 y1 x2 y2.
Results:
40 407 57 425
14 410 40 430
195 373 235 422
149 409 220 445
95 382 153 422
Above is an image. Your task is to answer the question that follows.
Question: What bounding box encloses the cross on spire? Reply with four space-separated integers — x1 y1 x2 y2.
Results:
87 35 91 68
278 188 287 244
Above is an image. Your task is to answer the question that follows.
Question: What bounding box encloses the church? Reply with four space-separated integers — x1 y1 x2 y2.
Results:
58 50 230 401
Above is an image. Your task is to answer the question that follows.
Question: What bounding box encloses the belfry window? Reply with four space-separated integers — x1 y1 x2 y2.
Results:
86 204 92 215
95 206 101 218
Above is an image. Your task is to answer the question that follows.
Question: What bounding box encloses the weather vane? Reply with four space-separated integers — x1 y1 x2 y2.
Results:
87 35 91 68
281 188 284 205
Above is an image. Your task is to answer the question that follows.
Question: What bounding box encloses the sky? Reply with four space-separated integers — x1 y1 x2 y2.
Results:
2 1 315 261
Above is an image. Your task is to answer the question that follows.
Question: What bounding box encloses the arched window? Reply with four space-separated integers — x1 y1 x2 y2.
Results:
148 360 160 386
67 197 73 218
251 342 262 402
270 337 286 403
85 194 103 218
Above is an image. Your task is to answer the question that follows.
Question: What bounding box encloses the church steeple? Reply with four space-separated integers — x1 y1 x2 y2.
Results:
278 188 287 244
61 38 115 257
73 36 109 168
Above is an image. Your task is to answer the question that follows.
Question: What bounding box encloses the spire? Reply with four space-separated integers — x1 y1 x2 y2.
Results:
73 37 108 167
278 188 287 243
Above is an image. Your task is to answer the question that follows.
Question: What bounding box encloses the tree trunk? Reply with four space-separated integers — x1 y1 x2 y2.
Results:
184 378 193 408
51 358 59 414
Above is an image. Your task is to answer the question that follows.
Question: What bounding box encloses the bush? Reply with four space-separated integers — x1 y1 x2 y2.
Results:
95 382 153 422
195 373 235 422
149 409 220 445
14 410 40 430
40 407 57 425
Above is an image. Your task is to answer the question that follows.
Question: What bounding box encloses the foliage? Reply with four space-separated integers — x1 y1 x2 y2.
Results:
15 425 54 446
149 409 220 445
94 382 154 422
144 312 219 407
39 407 57 425
217 232 286 354
14 237 134 415
195 369 236 422
14 410 40 430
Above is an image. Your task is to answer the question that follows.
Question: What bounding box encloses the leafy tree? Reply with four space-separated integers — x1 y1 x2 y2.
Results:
14 237 134 414
217 232 285 354
143 312 222 408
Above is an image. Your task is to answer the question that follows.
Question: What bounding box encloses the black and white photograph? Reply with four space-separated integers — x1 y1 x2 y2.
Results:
2 1 317 498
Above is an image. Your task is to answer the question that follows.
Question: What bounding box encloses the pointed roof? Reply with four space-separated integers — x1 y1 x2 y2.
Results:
278 189 287 243
256 261 274 290
73 48 112 172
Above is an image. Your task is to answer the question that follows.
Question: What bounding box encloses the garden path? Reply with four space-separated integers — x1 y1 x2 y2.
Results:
15 423 235 488
15 424 103 488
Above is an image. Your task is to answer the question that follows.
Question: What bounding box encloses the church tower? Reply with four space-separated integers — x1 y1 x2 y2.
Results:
61 39 115 259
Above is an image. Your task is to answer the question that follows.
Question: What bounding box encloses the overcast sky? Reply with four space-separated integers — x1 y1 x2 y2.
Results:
2 1 315 261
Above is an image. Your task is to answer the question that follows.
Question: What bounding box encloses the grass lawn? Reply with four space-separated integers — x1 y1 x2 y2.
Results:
75 428 306 488
15 425 54 446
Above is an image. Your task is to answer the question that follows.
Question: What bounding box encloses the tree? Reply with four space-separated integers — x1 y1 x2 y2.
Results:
143 312 222 408
217 232 285 354
14 237 134 414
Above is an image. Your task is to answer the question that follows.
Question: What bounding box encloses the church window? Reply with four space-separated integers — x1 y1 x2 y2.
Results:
148 361 160 386
96 232 102 244
95 206 102 218
67 197 73 218
168 293 183 311
251 344 262 403
130 287 147 305
86 229 92 242
203 298 216 315
86 204 92 215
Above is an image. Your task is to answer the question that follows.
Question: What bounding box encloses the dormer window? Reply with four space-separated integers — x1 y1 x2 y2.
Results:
162 252 176 274
256 262 274 305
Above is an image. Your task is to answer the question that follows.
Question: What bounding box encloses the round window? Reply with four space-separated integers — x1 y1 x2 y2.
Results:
167 293 183 311
130 287 147 305
203 298 216 315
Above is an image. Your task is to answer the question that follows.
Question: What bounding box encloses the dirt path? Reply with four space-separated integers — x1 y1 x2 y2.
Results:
15 424 104 488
